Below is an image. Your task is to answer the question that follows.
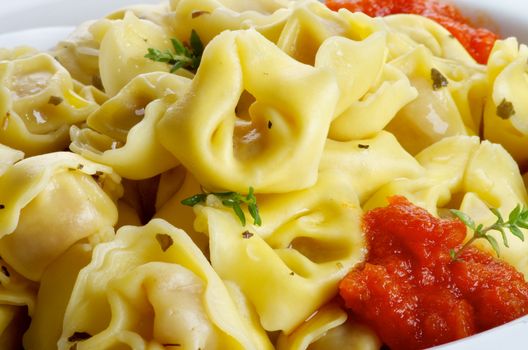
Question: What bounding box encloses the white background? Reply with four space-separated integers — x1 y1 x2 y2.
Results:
0 0 528 349
0 0 161 32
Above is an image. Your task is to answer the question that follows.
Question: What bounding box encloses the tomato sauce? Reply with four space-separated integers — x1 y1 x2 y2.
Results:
325 0 499 64
339 196 528 349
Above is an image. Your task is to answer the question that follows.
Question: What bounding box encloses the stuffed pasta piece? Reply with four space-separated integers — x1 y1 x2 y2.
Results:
70 72 189 179
98 11 190 96
157 28 339 193
191 129 420 333
0 53 100 156
194 167 365 333
384 45 486 154
58 219 272 350
168 0 293 45
483 38 528 168
0 152 121 281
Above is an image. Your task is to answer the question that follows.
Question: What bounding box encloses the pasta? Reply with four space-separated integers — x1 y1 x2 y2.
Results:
0 53 100 156
57 219 272 350
157 28 339 193
0 0 527 348
0 152 121 281
70 72 188 179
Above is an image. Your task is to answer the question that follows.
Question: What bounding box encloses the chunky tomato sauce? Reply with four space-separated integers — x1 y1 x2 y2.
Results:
339 196 528 350
325 0 499 64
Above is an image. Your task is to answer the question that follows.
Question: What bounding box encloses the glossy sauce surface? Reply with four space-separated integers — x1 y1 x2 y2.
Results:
339 196 528 349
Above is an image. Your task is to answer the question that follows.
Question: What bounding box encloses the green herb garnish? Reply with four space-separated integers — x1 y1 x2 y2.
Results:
181 187 262 226
144 29 203 73
496 98 515 119
450 204 528 260
431 68 448 90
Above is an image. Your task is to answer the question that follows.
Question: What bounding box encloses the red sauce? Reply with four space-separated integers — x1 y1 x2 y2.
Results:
339 196 528 350
325 0 499 64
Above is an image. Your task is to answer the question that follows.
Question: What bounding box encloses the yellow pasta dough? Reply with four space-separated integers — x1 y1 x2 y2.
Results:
70 72 188 179
58 219 272 350
0 53 100 156
158 28 339 193
0 152 120 281
1 0 528 348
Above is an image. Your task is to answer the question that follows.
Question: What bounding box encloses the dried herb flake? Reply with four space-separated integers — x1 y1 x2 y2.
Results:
242 231 254 239
496 98 515 119
48 96 64 106
431 68 448 90
156 233 174 252
358 144 370 149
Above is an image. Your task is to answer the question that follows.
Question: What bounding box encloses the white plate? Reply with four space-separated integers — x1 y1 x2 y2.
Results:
0 0 527 349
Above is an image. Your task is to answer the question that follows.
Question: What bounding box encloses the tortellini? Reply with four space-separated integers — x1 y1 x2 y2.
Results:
168 0 293 45
58 219 272 350
158 29 339 193
483 38 528 168
99 11 189 96
0 152 120 281
383 14 476 64
70 72 188 179
385 46 486 154
0 53 100 156
276 0 363 65
2 0 528 348
321 131 424 203
106 1 173 31
194 168 365 332
52 19 108 87
326 63 417 141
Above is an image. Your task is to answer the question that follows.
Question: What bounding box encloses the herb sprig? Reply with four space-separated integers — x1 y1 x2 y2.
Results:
450 205 528 260
145 29 203 73
182 187 262 226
